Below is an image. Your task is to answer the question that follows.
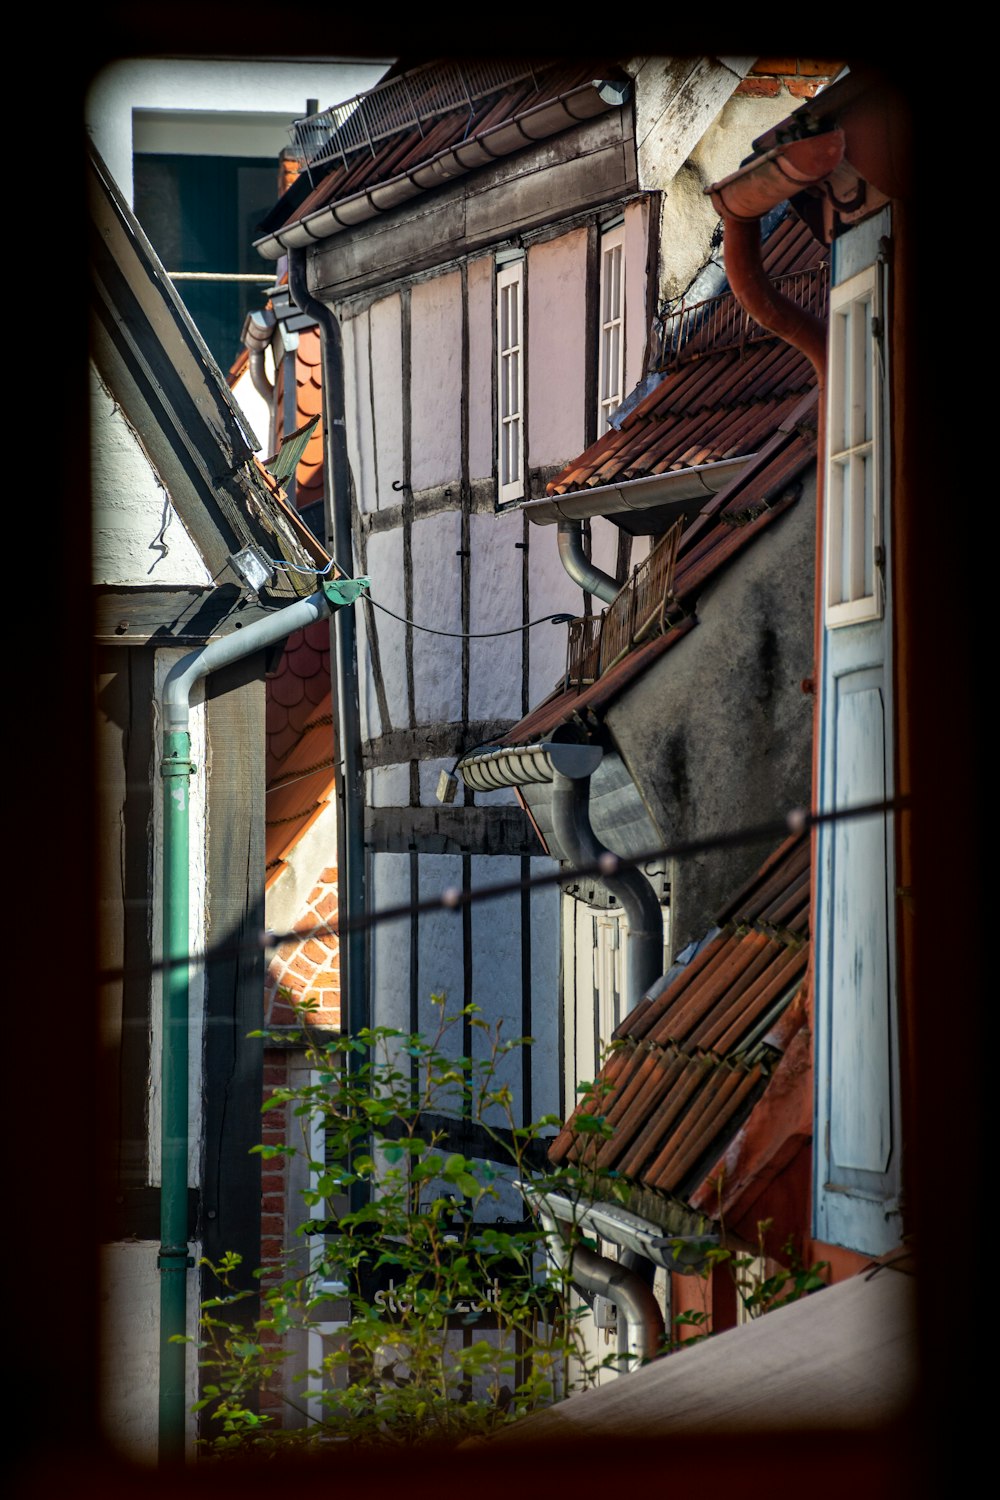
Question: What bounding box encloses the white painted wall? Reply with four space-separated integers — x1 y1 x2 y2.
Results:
526 230 587 467
90 364 212 587
86 58 390 203
410 272 463 493
100 1241 202 1462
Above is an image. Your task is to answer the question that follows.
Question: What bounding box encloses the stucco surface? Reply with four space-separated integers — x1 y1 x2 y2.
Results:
468 255 494 482
369 293 405 506
410 272 463 492
363 527 407 731
91 366 211 587
606 479 816 953
411 510 463 724
468 509 526 722
527 230 587 467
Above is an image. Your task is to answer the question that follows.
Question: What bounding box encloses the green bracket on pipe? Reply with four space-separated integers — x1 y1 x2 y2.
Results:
322 575 370 609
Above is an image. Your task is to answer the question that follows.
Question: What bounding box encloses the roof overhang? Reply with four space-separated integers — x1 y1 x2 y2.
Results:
255 80 620 261
528 1186 717 1273
522 454 755 525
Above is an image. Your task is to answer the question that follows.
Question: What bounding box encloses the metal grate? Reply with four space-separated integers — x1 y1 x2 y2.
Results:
565 521 683 690
656 265 829 369
293 59 543 171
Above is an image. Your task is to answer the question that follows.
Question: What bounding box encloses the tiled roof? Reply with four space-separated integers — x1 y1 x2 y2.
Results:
547 215 824 498
499 387 817 746
265 659 335 885
263 324 335 884
548 833 810 1209
256 59 617 249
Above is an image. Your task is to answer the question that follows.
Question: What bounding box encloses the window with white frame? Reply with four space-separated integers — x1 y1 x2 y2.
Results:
825 263 885 627
496 257 525 504
598 222 626 435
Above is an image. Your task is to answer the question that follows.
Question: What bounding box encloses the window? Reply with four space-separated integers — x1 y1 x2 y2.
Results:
824 262 884 627
597 222 626 435
496 257 525 503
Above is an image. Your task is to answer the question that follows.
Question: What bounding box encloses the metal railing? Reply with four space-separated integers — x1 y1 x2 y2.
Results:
565 521 683 691
656 265 829 369
292 59 543 172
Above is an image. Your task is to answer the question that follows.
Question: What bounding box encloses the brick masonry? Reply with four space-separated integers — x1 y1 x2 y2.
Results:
734 61 842 100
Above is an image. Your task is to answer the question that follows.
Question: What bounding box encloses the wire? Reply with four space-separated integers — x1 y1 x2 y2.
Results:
264 556 573 638
364 595 574 639
96 793 910 985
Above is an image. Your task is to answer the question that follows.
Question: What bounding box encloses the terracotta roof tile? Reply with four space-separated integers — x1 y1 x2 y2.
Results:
262 60 613 239
547 216 825 500
549 833 810 1210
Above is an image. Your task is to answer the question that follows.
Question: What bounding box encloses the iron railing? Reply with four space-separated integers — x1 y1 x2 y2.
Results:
565 520 683 691
292 59 543 172
656 265 829 369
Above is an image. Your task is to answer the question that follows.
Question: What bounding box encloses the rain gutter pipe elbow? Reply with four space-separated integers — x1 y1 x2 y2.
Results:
708 131 846 380
550 769 662 1011
557 519 620 605
537 1204 664 1366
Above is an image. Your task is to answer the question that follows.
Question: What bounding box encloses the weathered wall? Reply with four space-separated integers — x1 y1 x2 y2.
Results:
606 476 816 954
90 364 211 587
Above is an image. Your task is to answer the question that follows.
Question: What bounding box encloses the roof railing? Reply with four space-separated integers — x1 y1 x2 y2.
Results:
655 264 829 369
292 58 543 173
565 520 683 692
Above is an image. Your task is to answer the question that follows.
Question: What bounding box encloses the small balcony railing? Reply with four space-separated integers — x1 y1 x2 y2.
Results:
292 59 543 172
655 265 829 369
565 520 683 691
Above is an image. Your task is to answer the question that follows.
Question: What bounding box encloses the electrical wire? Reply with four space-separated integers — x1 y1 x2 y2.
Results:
265 555 573 639
364 595 574 638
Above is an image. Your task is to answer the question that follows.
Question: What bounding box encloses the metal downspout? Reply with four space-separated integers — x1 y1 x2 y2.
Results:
537 1205 664 1367
550 771 662 1011
157 583 364 1463
287 248 368 1061
708 136 838 1080
557 520 620 604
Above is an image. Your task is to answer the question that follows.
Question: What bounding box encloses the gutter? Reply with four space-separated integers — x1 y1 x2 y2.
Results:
533 1199 664 1367
286 248 371 1195
457 742 662 1012
254 81 620 260
157 577 367 1464
524 453 755 526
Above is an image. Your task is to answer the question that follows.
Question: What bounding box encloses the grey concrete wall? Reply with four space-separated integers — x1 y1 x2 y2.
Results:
606 473 816 954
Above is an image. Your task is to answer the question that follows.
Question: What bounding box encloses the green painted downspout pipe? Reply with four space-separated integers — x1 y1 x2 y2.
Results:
157 577 368 1463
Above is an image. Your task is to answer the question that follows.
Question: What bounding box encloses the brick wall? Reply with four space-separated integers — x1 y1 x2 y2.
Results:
734 60 843 101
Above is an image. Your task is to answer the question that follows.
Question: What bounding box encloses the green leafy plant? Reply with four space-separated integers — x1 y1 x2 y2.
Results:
186 996 626 1454
666 1210 830 1351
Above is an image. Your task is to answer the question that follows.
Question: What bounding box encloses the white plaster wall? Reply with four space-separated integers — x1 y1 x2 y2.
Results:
149 651 207 1187
589 516 621 585
656 88 797 304
410 272 463 492
99 1239 202 1463
410 511 463 724
467 508 524 722
229 359 272 457
370 853 412 1032
623 198 650 391
470 857 526 1125
370 763 411 808
468 255 494 483
368 294 405 507
344 312 377 513
86 59 390 204
527 230 588 468
527 534 588 706
363 527 407 731
416 855 466 1058
265 798 337 936
91 364 211 587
